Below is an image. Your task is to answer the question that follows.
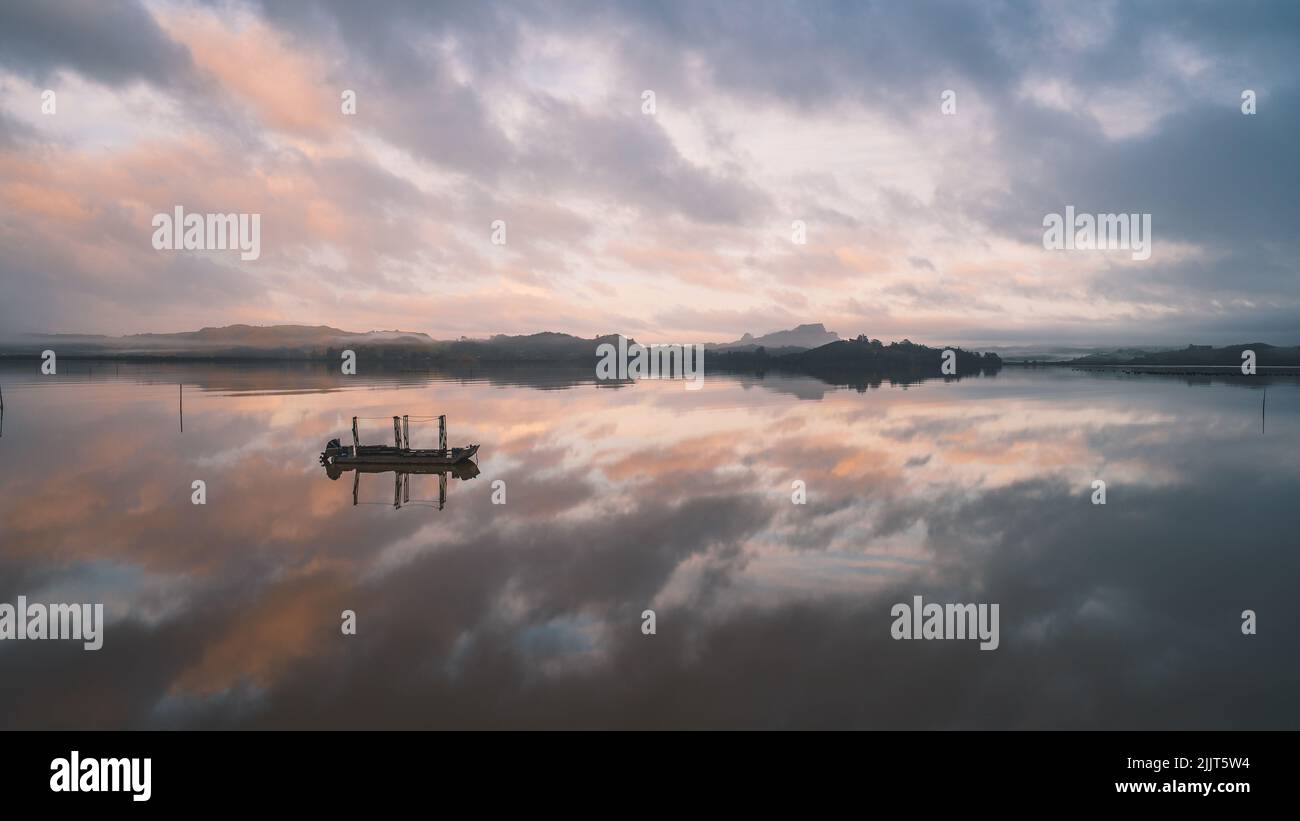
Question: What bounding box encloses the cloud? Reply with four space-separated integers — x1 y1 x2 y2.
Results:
0 0 1296 344
0 1 193 87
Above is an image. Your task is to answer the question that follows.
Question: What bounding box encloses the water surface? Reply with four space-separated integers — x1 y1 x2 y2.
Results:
0 362 1296 728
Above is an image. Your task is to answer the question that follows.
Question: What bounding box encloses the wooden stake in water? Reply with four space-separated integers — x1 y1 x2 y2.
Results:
179 383 184 433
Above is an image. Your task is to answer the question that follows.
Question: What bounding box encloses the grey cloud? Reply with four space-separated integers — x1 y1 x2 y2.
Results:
517 99 769 225
0 0 193 86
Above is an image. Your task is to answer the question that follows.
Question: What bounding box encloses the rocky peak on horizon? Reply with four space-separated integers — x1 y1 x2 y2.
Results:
716 323 841 351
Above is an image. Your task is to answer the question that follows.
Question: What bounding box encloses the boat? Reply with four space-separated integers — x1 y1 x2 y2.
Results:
321 446 481 477
320 414 479 470
321 441 479 467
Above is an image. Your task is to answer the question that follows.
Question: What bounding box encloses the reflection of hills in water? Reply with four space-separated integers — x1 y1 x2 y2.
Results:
711 337 1004 390
1013 362 1300 388
0 359 890 395
0 361 615 393
3 358 1297 402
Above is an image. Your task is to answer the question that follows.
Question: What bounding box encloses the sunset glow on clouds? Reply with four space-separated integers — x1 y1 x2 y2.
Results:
1 0 1297 345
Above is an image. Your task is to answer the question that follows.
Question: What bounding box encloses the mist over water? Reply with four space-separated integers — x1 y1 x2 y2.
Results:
0 362 1296 729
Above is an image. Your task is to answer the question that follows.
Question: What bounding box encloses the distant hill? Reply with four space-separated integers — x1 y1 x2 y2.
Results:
2 323 836 362
0 324 625 364
0 325 1003 380
990 344 1178 363
168 324 434 347
711 334 1002 385
0 325 436 358
433 332 626 364
1068 343 1300 367
710 323 840 352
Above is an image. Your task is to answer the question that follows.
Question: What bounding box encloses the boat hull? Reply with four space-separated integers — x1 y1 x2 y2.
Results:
322 443 479 467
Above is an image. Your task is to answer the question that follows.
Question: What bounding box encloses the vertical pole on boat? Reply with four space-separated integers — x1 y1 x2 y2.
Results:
352 417 359 452
402 415 409 450
438 414 447 452
393 416 402 448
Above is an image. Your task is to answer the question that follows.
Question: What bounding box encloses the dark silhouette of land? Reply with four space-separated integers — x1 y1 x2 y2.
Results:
0 325 622 365
706 323 841 354
1065 343 1300 369
0 323 969 368
709 335 1002 387
6 325 1297 384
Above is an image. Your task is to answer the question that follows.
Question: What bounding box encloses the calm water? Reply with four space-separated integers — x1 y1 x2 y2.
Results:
0 362 1296 729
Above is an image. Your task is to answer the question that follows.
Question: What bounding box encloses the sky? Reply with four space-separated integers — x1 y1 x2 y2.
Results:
0 0 1297 346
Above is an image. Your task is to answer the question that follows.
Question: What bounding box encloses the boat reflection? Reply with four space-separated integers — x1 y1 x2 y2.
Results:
323 457 480 510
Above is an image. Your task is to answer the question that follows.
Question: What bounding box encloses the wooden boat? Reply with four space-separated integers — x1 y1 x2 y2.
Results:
322 454 480 482
322 442 478 467
320 414 479 470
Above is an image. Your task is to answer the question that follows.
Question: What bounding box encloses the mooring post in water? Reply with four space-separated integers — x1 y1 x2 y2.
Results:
352 417 359 452
352 470 359 506
179 383 183 432
438 414 447 452
393 416 402 448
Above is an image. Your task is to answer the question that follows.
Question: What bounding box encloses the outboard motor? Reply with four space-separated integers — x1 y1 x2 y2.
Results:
320 438 345 468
